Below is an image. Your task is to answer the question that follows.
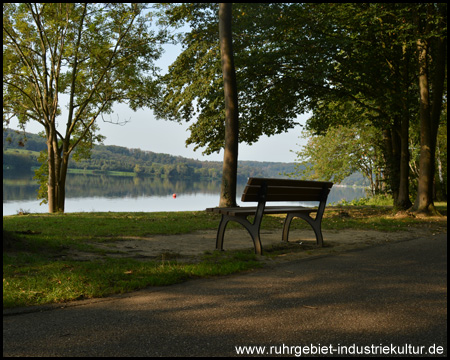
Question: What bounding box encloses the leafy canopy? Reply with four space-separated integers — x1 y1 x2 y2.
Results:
154 3 336 155
3 3 165 145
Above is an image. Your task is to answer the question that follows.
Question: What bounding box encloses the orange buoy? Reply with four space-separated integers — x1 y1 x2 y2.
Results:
172 193 177 198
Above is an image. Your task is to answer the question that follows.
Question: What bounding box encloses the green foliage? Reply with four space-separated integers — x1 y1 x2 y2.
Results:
3 3 166 212
291 123 384 195
334 195 393 207
4 3 446 211
155 4 316 154
3 129 297 181
2 150 37 172
33 150 49 205
288 3 447 209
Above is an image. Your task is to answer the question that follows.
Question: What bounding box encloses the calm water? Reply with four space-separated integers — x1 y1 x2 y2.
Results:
3 172 368 215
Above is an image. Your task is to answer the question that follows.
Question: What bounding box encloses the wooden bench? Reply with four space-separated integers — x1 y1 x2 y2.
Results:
206 178 333 255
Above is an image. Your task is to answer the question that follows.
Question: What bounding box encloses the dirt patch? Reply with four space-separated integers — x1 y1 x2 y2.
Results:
66 226 445 262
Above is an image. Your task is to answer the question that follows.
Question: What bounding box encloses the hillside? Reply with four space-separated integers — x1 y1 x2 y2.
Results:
3 129 297 181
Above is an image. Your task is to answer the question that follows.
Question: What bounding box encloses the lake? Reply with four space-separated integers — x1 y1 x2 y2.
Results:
3 172 368 216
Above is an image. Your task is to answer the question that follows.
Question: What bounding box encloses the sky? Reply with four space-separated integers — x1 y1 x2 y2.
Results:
89 109 307 163
7 41 309 164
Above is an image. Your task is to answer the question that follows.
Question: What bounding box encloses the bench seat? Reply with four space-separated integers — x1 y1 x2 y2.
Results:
207 206 316 217
206 178 333 255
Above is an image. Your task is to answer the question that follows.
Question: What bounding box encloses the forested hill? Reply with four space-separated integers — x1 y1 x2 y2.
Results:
3 129 296 180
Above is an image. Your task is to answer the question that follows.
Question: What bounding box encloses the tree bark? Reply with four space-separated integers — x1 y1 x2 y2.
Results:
382 127 400 206
397 108 412 210
409 4 446 216
411 35 445 215
218 3 239 207
46 137 57 213
413 37 433 214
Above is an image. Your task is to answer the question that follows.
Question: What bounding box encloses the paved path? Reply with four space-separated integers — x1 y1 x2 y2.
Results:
3 234 447 357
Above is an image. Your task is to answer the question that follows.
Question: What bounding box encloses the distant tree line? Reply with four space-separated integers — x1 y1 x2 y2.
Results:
3 129 296 181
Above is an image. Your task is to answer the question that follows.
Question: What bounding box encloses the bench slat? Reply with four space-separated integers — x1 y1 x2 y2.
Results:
241 178 333 203
242 193 327 202
206 206 317 217
243 185 325 196
242 185 327 202
248 177 333 189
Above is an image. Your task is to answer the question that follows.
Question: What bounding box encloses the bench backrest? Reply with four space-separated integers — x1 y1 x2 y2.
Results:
241 178 333 203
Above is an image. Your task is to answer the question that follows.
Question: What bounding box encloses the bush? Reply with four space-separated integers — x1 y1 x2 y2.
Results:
336 194 393 207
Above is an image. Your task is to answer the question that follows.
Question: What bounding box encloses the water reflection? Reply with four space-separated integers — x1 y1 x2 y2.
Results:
3 172 227 200
3 172 367 215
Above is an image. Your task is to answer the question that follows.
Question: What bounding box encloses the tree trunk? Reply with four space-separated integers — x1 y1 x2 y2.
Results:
435 141 447 201
57 154 70 213
397 109 412 210
410 4 446 216
218 3 239 207
411 35 445 215
46 124 67 213
382 127 401 206
47 139 57 213
429 36 446 204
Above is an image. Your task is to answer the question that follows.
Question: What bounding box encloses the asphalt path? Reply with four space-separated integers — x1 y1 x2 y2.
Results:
3 234 447 357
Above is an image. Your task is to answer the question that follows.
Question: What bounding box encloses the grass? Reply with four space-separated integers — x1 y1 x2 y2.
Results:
3 211 262 308
4 148 41 157
3 205 447 309
3 251 260 308
66 168 136 177
332 194 394 207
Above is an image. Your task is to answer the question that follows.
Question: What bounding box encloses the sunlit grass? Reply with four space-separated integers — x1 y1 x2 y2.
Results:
3 249 260 308
3 204 446 308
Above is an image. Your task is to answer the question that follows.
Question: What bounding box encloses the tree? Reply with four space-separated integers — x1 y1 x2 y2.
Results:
218 3 238 207
3 3 164 212
411 3 447 215
292 124 384 195
154 3 302 155
154 3 446 212
155 4 416 209
153 3 320 205
301 4 419 210
298 3 446 213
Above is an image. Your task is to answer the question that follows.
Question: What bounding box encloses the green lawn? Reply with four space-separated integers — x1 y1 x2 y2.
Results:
3 205 447 308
